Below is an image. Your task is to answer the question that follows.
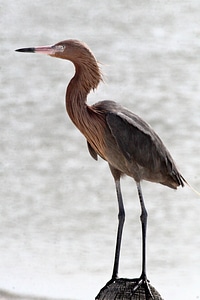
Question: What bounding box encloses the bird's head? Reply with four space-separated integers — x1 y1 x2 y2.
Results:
16 39 103 91
15 39 96 65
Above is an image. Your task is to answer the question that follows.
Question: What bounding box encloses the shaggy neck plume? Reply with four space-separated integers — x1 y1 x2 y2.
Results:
65 49 105 157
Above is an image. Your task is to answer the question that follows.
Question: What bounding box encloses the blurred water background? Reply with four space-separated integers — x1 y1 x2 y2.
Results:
1 1 200 299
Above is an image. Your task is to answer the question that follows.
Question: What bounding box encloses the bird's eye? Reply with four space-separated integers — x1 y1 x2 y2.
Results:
55 45 65 52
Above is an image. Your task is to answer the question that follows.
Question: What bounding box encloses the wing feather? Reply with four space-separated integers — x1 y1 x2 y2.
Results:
106 111 173 172
92 100 185 187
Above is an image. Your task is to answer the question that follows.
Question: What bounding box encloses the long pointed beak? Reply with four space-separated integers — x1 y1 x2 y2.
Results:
15 45 55 55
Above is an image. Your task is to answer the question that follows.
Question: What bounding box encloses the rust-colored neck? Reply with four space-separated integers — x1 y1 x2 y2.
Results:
65 55 106 157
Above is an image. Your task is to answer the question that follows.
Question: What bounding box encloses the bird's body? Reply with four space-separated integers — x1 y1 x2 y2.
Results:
16 39 185 299
62 40 184 189
81 99 184 188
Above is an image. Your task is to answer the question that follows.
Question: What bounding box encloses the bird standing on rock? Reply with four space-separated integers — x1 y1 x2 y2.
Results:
16 39 186 299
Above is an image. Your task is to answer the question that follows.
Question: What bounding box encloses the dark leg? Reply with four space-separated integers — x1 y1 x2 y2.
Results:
111 179 125 281
106 166 125 284
132 182 154 299
137 181 148 279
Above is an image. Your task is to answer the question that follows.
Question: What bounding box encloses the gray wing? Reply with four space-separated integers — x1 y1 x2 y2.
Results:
91 100 185 187
106 111 176 174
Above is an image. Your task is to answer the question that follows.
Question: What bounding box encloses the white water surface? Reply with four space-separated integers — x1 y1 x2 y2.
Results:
1 1 200 299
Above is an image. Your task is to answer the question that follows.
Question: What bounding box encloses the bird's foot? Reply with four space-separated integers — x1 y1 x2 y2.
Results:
95 276 118 299
132 275 154 300
105 276 118 287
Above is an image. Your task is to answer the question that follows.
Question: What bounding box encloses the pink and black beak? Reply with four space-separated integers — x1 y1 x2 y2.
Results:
15 45 56 55
15 44 65 56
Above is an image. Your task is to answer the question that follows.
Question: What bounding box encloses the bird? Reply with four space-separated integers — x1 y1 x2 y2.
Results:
16 39 186 299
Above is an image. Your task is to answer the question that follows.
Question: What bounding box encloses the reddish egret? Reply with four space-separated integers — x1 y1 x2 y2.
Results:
16 40 186 298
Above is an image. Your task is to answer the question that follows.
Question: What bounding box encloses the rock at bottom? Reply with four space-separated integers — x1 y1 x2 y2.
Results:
95 278 164 300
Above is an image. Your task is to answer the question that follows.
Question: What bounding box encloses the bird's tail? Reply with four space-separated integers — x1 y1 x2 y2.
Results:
187 182 200 197
183 176 200 197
